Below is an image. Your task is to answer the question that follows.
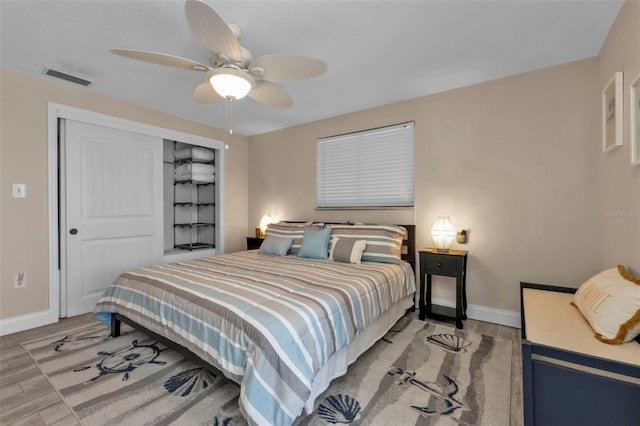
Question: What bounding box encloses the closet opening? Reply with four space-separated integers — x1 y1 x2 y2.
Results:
163 140 218 257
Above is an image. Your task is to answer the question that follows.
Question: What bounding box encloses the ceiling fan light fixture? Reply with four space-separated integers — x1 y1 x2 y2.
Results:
207 68 254 100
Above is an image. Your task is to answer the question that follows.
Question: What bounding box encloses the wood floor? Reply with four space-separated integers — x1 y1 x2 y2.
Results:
0 313 523 426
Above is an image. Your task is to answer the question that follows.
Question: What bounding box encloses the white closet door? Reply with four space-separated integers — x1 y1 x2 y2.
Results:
64 120 163 316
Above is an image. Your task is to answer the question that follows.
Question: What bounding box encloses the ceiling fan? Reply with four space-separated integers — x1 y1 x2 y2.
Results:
112 0 327 133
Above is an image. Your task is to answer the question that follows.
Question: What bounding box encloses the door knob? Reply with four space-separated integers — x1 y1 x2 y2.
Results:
69 228 78 235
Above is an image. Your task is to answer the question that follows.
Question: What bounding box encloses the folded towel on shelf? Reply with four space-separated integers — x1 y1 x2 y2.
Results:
174 146 214 162
174 163 215 176
174 173 215 184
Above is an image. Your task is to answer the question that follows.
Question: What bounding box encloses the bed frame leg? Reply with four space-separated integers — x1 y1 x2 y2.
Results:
111 315 121 338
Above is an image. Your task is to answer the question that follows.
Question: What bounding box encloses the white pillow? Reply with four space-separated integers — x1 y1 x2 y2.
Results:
329 238 367 264
573 265 640 344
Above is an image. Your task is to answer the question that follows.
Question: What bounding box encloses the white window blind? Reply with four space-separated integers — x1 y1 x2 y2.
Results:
317 122 414 208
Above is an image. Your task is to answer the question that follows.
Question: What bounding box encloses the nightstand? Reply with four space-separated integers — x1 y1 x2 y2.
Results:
246 237 264 250
418 248 469 329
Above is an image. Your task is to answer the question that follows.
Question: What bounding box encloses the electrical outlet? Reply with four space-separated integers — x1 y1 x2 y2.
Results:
15 271 25 288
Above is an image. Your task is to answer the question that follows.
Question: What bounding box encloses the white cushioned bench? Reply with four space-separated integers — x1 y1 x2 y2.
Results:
520 282 640 426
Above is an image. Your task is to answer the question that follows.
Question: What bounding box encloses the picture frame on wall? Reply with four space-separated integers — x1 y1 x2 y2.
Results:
631 72 640 166
602 71 623 153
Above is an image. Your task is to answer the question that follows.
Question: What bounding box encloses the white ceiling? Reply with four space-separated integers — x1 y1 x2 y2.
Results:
0 1 623 136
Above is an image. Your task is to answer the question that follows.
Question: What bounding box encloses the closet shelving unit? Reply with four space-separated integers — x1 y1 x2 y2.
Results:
173 144 216 251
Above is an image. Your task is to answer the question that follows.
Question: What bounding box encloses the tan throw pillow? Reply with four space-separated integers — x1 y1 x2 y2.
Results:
329 238 367 264
573 265 640 344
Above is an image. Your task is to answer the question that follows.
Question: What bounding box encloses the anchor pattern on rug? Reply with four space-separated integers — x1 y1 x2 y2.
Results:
164 367 218 397
387 367 463 416
426 333 471 353
74 339 167 382
317 394 361 424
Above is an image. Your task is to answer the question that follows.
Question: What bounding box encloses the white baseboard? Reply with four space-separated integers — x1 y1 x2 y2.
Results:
432 297 521 328
0 309 57 336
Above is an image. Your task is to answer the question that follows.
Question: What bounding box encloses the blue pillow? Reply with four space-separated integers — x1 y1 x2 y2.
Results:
258 236 293 256
298 228 332 259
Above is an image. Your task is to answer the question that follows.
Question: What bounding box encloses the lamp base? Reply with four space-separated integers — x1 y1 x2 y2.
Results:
435 248 450 253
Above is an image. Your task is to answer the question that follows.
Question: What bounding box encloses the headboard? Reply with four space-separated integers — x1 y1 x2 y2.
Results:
280 221 416 271
399 224 416 271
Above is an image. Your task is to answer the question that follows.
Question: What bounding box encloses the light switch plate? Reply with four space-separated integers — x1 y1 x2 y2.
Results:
12 183 26 198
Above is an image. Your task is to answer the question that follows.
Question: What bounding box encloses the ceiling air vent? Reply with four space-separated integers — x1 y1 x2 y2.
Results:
45 69 92 86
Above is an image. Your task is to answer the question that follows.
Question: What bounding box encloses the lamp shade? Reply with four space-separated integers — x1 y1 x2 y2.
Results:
259 214 275 233
207 68 254 100
431 216 456 251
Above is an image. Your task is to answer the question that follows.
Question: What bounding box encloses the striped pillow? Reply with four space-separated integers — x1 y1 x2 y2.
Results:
330 238 367 264
265 222 323 255
328 224 407 264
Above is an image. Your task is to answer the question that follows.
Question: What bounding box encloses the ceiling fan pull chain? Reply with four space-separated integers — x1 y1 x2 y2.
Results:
226 96 234 135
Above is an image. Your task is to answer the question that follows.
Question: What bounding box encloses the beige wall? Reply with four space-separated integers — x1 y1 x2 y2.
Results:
595 0 640 271
0 68 248 320
249 57 601 313
248 1 640 315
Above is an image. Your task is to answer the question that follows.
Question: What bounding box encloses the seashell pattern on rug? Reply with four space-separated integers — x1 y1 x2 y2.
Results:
426 333 471 352
317 394 361 424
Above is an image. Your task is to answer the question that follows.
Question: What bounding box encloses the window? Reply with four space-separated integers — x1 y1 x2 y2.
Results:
317 122 414 208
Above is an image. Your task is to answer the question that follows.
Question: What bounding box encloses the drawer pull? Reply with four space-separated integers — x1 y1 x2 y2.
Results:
438 262 443 267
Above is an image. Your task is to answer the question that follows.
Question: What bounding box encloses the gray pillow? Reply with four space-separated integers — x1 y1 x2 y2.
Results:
258 236 294 256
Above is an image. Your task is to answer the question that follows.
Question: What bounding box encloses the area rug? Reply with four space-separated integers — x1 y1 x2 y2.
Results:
21 317 512 425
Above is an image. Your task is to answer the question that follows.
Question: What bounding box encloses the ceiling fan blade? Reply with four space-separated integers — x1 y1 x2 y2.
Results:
250 54 327 82
111 49 209 71
193 82 220 102
248 81 292 108
185 0 242 62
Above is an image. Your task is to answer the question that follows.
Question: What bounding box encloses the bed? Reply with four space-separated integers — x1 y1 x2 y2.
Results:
520 282 640 426
94 224 416 426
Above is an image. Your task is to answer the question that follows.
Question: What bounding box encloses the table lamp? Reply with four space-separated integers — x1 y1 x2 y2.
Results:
258 214 275 238
431 216 456 252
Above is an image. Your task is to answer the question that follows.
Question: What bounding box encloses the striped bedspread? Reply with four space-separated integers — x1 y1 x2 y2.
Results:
94 250 415 426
